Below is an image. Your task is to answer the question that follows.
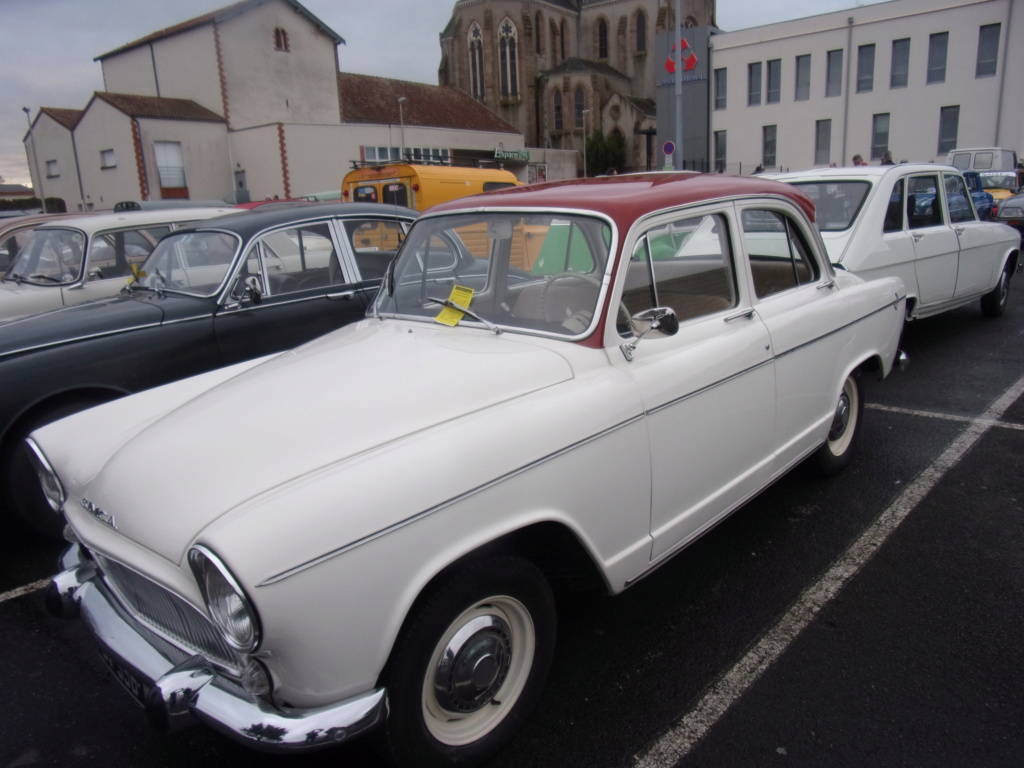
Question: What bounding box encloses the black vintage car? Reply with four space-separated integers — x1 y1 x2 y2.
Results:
0 202 416 535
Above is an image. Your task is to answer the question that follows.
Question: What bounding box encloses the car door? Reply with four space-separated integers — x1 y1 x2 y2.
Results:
944 172 1002 298
906 173 959 305
213 217 406 363
615 207 776 561
736 203 852 470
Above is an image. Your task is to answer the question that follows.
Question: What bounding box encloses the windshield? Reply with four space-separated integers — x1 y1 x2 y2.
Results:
374 211 612 337
788 181 870 232
980 173 1018 192
134 230 240 296
5 228 86 285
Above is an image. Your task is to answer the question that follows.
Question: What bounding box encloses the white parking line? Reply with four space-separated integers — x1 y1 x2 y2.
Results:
635 373 1024 768
0 578 50 605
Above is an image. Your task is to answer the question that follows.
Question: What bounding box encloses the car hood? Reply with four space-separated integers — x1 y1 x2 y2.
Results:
0 293 168 358
0 278 63 322
44 320 575 563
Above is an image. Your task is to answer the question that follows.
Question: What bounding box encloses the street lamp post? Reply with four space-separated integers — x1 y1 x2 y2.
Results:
397 97 407 162
23 107 44 211
581 109 591 178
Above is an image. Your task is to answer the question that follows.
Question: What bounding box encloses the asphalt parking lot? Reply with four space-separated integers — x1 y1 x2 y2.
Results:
2 289 1022 768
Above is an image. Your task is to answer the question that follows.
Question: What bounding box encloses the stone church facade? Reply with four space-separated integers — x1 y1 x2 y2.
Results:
439 0 715 175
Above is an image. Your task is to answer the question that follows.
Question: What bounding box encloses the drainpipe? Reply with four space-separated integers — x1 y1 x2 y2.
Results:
842 16 853 166
994 0 1014 146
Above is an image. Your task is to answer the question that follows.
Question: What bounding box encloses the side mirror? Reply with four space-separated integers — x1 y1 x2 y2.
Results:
620 307 679 361
234 275 263 306
87 267 104 281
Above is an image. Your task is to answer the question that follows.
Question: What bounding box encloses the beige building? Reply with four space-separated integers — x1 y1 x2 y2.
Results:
439 0 715 174
24 0 527 211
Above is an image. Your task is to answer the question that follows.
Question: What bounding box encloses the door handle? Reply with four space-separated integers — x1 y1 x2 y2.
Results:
912 232 925 242
954 226 966 235
724 308 756 322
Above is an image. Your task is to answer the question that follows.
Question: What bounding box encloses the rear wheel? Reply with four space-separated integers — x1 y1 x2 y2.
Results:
814 373 863 476
980 260 1012 318
379 556 556 768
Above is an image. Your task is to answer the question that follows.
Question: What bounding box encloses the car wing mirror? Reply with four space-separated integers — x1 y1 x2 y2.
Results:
620 306 679 362
232 275 263 306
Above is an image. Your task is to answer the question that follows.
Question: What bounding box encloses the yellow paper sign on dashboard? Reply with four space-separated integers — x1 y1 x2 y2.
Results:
435 285 475 327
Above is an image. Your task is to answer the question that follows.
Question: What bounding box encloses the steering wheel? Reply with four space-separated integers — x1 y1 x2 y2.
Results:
540 273 602 325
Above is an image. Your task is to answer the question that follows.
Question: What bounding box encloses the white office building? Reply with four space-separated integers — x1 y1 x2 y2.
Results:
708 0 1023 173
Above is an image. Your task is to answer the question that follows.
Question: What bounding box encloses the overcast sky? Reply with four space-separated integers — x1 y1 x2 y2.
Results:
1 0 887 187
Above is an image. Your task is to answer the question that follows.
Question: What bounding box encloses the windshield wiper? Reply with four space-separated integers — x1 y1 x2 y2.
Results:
425 295 502 335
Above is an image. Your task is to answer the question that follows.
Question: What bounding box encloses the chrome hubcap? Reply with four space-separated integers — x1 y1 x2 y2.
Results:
829 391 851 441
434 615 512 713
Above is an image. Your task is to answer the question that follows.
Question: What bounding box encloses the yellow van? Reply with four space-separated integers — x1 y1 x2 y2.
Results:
341 163 519 212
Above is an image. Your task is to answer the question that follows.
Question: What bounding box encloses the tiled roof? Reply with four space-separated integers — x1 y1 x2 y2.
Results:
39 108 84 130
95 0 343 61
93 92 226 123
339 73 520 135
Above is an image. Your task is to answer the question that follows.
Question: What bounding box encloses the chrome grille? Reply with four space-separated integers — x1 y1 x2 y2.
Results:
95 553 241 669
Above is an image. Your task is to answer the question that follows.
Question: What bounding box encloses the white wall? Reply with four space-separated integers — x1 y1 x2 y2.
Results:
136 118 233 202
73 100 144 210
26 114 81 209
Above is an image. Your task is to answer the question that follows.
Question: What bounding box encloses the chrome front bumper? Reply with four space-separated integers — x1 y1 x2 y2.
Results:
47 543 388 752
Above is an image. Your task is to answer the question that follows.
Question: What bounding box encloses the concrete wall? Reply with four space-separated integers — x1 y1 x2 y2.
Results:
136 118 233 202
25 114 81 209
74 99 145 210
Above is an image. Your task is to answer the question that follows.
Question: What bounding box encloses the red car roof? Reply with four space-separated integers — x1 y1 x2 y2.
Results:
426 172 816 227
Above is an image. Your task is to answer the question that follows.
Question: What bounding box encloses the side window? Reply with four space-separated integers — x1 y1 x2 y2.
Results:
741 209 819 299
884 179 906 233
258 223 336 295
944 174 976 224
620 213 736 336
344 218 407 281
90 226 166 277
907 175 945 229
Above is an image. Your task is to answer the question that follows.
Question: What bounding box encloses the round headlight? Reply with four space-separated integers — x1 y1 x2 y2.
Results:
25 438 66 513
188 545 260 652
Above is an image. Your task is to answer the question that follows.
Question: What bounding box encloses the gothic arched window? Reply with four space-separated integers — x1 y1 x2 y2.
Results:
499 18 520 98
574 87 586 128
598 18 608 59
468 23 484 100
636 11 647 54
560 20 568 60
554 90 563 131
535 11 544 55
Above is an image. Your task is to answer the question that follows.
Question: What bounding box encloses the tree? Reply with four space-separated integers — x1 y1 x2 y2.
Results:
584 129 627 176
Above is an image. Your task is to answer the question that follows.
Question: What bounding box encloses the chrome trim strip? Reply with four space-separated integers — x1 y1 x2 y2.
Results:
258 413 647 586
772 294 906 363
644 358 774 417
0 314 209 358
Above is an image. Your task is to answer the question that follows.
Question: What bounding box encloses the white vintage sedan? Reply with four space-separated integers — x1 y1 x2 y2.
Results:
767 165 1021 320
37 173 907 767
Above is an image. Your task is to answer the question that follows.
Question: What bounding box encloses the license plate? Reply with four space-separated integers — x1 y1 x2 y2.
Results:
97 644 150 708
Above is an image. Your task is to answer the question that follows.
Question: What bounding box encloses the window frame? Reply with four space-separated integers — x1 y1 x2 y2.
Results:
927 32 948 84
795 54 811 101
748 62 763 106
890 38 910 88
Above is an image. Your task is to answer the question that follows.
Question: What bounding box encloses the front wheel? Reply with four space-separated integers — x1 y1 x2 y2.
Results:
814 373 863 476
980 260 1013 318
378 556 556 768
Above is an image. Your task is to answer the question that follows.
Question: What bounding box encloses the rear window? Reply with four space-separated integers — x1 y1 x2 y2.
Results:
788 181 871 231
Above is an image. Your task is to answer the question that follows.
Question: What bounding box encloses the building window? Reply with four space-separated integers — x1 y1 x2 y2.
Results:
762 125 777 168
766 59 781 103
273 28 289 52
636 10 647 54
857 44 875 92
871 113 890 160
748 62 762 106
928 32 948 84
499 19 520 99
100 149 116 169
815 120 831 166
890 38 910 88
553 90 563 131
574 87 586 128
364 146 402 163
938 106 959 155
795 55 810 101
560 20 568 60
976 23 1001 77
406 147 451 163
714 68 727 110
469 24 484 100
45 159 59 177
598 18 608 59
535 12 543 55
714 130 726 172
154 142 185 188
826 50 843 97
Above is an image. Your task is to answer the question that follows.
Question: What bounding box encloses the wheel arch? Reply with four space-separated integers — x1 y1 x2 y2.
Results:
1 385 128 456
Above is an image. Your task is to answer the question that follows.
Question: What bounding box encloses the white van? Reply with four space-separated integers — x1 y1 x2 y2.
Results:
947 147 1019 172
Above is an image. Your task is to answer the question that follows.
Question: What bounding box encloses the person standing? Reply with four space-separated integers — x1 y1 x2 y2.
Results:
880 151 895 165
